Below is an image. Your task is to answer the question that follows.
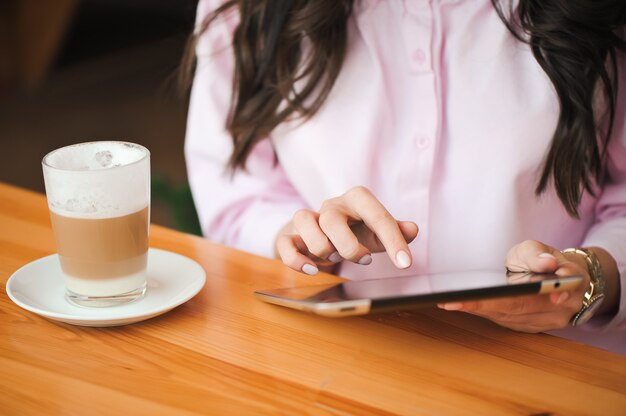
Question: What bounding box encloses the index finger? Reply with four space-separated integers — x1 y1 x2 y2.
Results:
343 187 412 269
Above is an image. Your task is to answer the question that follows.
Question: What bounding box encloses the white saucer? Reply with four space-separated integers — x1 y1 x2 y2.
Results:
6 248 206 327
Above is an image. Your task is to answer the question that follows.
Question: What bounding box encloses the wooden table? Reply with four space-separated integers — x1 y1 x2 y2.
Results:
1 182 625 415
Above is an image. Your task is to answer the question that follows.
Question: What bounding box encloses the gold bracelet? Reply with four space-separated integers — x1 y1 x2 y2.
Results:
561 248 606 326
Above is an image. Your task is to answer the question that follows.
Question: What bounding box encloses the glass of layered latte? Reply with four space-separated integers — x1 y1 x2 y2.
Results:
42 141 150 307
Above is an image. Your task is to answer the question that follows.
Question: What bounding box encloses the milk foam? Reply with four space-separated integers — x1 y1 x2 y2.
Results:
43 142 150 219
44 141 145 171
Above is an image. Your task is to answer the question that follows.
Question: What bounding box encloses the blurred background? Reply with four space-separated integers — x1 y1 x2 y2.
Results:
0 0 201 234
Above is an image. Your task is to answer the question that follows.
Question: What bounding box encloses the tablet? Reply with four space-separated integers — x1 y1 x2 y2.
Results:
254 271 583 317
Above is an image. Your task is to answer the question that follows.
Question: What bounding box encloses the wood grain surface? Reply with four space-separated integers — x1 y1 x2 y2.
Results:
1 182 625 415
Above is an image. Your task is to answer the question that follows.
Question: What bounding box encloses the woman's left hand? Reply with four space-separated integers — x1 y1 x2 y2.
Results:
437 240 589 333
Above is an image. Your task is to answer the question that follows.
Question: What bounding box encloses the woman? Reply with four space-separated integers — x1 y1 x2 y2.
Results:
184 0 626 353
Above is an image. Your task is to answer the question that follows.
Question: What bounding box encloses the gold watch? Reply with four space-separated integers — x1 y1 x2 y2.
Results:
561 248 605 326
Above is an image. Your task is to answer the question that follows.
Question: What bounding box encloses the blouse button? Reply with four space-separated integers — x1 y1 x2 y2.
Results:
412 49 426 65
416 136 430 149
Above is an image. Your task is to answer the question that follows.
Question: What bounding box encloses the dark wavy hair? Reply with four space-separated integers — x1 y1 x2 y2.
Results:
182 0 626 217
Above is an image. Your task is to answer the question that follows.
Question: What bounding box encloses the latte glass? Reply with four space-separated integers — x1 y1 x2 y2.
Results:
42 141 150 307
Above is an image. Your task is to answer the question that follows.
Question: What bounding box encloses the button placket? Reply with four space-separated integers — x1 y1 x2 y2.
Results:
402 2 433 73
398 0 438 274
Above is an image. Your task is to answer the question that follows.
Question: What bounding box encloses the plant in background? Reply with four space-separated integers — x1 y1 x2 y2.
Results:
151 176 201 236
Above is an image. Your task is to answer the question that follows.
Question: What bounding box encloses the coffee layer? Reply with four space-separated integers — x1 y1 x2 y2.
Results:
51 207 149 280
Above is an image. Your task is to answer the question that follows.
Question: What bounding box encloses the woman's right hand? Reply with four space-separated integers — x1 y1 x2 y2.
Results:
275 186 419 275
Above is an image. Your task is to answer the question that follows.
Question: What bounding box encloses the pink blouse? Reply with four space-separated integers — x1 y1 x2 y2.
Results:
185 0 626 354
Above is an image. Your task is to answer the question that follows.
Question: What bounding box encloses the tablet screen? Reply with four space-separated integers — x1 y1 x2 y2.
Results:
262 271 565 303
255 271 583 316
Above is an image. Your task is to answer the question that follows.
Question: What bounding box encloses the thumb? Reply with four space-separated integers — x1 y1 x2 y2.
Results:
506 240 559 273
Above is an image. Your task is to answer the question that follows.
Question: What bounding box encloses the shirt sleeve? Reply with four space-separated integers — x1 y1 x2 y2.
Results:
581 54 626 331
184 0 307 258
582 140 626 330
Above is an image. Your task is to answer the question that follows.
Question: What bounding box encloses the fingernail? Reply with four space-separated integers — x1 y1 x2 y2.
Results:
358 254 372 265
328 251 342 263
556 291 569 305
442 303 464 311
539 253 556 260
395 250 411 269
302 264 318 275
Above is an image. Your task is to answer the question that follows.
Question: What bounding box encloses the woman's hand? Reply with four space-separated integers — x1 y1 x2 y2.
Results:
438 240 591 333
276 186 418 275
